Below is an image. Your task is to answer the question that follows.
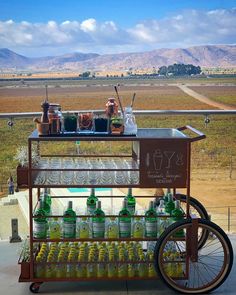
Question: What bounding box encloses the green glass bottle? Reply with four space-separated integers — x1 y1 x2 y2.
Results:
34 199 48 239
63 201 76 238
157 199 169 236
119 200 131 238
165 191 175 214
171 200 185 237
164 188 171 204
145 201 157 237
44 188 52 209
87 188 98 215
125 188 136 215
41 195 51 216
92 201 105 238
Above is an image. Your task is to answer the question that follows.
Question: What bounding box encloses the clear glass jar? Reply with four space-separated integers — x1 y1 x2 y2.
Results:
48 104 63 134
124 107 137 135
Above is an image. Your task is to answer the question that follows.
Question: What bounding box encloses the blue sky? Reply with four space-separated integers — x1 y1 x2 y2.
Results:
0 0 235 56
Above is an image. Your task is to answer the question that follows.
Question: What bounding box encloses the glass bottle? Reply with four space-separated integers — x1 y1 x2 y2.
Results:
49 217 61 239
132 216 144 238
119 200 131 238
86 188 98 215
33 199 48 239
63 201 76 238
41 188 51 215
92 201 105 238
145 201 157 238
106 217 119 239
157 199 169 236
78 217 90 238
125 188 136 215
124 106 137 135
171 200 185 237
165 191 175 214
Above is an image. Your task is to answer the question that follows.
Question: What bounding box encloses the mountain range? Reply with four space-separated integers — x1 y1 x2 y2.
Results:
0 45 235 71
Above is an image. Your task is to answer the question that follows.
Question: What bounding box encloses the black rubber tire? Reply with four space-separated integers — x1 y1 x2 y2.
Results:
175 194 209 249
29 283 41 293
175 194 209 220
154 219 233 294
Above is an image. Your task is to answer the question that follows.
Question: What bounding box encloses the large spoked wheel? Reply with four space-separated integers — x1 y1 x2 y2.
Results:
154 219 233 294
175 194 209 249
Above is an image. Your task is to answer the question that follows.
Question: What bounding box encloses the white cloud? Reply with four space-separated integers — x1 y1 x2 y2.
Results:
0 8 235 55
80 18 96 32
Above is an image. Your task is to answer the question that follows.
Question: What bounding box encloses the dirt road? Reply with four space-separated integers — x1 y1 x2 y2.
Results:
178 84 235 110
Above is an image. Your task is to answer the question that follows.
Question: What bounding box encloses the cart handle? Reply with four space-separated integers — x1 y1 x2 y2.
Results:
177 125 206 142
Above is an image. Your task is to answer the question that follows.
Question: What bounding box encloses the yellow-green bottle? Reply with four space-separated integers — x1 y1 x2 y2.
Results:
118 252 127 278
49 217 61 239
138 254 147 277
97 250 107 278
56 255 65 278
78 217 90 238
147 253 156 278
35 255 44 278
107 217 119 238
45 255 54 278
132 217 144 238
108 252 117 278
87 253 96 278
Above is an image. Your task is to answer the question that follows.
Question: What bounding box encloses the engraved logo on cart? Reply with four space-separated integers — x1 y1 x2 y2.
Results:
141 141 187 187
147 150 184 184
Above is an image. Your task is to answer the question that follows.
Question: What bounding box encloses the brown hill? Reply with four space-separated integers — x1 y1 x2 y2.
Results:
0 45 235 71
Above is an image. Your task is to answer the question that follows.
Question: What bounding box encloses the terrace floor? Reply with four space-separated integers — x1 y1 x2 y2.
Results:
0 236 236 295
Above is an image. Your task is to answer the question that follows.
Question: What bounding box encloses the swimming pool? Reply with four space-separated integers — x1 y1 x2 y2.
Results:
67 188 112 193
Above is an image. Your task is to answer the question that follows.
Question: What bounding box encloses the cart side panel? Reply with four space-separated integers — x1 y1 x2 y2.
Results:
139 139 188 188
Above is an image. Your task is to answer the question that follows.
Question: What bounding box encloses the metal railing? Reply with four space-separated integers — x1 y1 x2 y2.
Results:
207 206 236 233
0 109 236 119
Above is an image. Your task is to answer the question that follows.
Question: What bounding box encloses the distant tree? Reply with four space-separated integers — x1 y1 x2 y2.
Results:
80 71 90 78
159 64 201 76
158 66 168 75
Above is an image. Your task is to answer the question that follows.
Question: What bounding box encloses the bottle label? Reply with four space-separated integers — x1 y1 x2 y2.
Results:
107 223 119 238
63 222 75 238
145 221 157 237
34 221 47 238
119 221 131 237
93 222 105 237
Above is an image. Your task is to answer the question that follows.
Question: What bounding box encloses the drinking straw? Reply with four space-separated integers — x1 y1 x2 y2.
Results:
45 84 48 101
131 92 136 108
114 85 124 116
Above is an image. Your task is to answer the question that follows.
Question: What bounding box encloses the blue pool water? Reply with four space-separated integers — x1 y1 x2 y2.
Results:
68 188 112 193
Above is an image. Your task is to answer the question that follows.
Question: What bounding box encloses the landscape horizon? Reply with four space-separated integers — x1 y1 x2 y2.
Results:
0 44 236 73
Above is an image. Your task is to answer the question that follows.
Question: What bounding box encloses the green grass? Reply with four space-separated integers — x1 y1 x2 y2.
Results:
190 86 236 107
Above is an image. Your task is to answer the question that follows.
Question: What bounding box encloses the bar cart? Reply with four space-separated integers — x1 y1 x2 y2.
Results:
18 126 233 294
